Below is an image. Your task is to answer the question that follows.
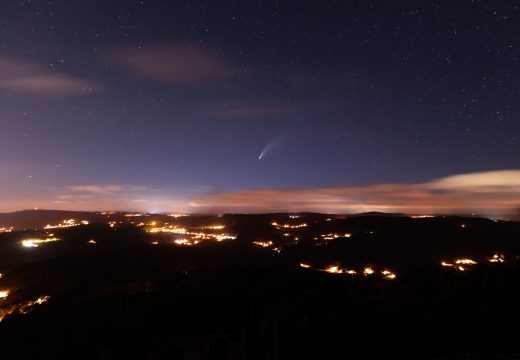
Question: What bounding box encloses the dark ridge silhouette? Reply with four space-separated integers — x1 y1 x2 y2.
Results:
0 210 106 229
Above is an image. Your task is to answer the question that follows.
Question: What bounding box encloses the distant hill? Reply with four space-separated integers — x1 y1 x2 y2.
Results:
345 211 407 218
0 210 105 230
1 209 518 231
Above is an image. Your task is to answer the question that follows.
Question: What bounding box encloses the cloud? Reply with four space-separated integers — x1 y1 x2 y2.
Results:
0 57 100 97
1 171 519 216
40 184 187 212
67 184 147 195
108 43 242 84
428 170 520 193
189 170 520 215
39 184 151 211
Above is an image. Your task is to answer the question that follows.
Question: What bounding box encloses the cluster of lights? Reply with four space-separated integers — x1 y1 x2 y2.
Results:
320 233 352 240
44 219 88 230
124 213 146 217
300 263 396 280
253 241 274 248
168 213 190 218
22 296 50 310
174 239 199 246
271 222 308 229
0 227 14 233
363 267 376 276
108 221 119 228
381 269 396 279
441 259 476 271
0 295 51 322
455 259 477 265
212 234 236 241
148 225 187 234
189 232 236 242
489 254 505 263
20 237 61 248
411 215 435 219
147 224 236 245
198 225 226 230
324 265 354 274
441 255 507 271
251 241 282 253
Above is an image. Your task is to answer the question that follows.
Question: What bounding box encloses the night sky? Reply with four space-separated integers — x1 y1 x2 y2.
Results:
1 1 519 213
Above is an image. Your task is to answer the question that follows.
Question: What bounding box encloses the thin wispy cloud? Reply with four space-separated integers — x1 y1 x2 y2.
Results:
0 57 100 97
67 184 147 195
189 170 520 215
108 43 242 84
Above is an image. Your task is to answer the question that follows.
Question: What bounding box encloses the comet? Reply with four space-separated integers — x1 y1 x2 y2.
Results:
258 142 275 160
258 135 281 160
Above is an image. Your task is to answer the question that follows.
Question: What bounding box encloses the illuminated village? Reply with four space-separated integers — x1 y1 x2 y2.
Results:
0 210 519 359
0 211 518 327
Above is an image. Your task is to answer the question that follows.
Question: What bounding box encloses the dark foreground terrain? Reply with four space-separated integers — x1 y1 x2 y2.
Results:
0 211 519 359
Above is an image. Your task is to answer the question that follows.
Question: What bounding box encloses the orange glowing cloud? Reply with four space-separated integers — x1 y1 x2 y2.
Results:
0 57 100 97
189 170 520 215
66 185 147 195
108 43 242 84
1 171 519 216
